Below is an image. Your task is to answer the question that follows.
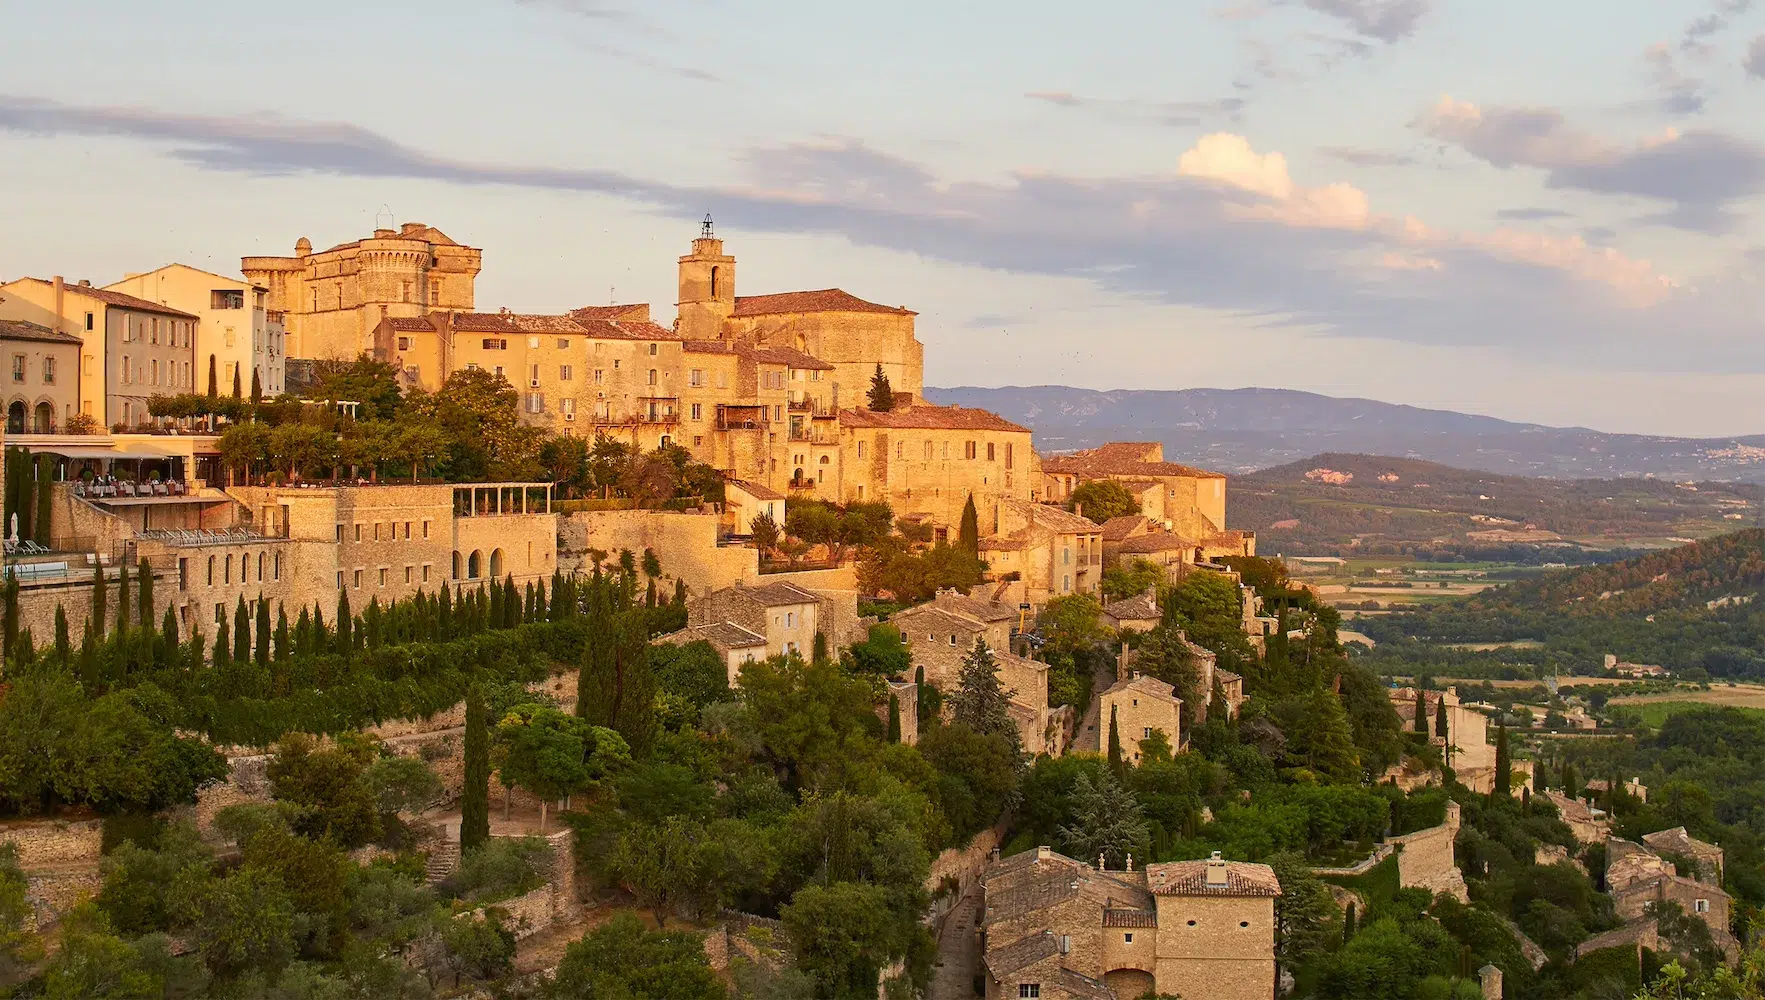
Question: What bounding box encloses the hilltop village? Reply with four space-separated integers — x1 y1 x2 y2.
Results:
0 222 1750 1000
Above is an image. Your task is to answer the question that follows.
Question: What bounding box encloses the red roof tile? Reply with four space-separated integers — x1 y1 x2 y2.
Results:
11 278 198 319
1145 857 1281 896
839 402 1029 433
731 289 915 318
384 317 437 332
569 303 651 322
0 319 84 345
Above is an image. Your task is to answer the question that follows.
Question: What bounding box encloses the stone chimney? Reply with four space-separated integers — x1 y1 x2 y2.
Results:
374 229 396 239
52 275 64 332
401 222 425 235
1205 851 1229 887
1035 845 1051 861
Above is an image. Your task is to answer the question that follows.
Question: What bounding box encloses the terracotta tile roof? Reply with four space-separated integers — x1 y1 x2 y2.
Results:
505 313 591 334
682 340 739 356
1042 443 1224 480
1055 970 1115 1000
750 345 835 370
1116 531 1197 554
984 932 1059 978
839 402 1030 433
449 312 522 333
1216 669 1243 684
1102 673 1177 701
1145 857 1280 897
1006 499 1103 534
933 589 1018 623
1102 907 1158 928
891 604 985 636
983 852 1152 927
1578 920 1658 958
731 288 916 318
978 536 1030 551
568 303 651 321
1103 591 1161 622
0 319 83 345
736 581 820 607
658 622 767 650
1100 515 1152 542
1642 827 1723 869
385 317 437 332
11 278 198 319
727 478 785 501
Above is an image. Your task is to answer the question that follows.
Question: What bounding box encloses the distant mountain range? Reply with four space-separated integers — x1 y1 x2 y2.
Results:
921 386 1765 483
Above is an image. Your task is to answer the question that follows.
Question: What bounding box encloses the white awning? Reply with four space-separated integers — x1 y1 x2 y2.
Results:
22 445 183 460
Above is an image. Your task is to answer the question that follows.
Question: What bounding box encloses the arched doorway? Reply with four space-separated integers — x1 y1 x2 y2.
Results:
6 401 23 434
1104 970 1153 998
32 402 53 433
468 550 483 579
489 548 504 578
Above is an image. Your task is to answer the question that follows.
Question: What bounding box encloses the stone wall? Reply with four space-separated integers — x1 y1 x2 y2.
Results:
558 509 754 596
924 819 1008 934
191 754 273 836
0 817 102 869
1391 801 1469 902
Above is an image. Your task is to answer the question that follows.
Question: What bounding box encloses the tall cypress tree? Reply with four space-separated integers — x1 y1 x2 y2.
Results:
254 597 271 665
33 454 52 547
233 596 250 664
1 568 18 663
438 585 453 640
461 682 491 851
548 570 565 620
576 568 611 718
312 604 326 653
866 363 895 411
274 605 290 662
1107 704 1124 776
116 556 132 638
213 615 231 668
89 562 107 639
136 557 154 632
887 694 902 743
335 591 352 655
1414 688 1429 738
53 604 70 667
1494 724 1512 798
1342 901 1357 943
504 574 520 628
160 605 179 668
1435 697 1449 758
958 494 980 556
488 580 504 630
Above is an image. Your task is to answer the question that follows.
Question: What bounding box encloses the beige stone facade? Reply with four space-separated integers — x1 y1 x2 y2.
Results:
1390 687 1500 792
0 276 198 428
1042 443 1247 552
0 320 82 434
982 848 1278 1000
104 263 287 399
832 401 1040 532
1605 831 1737 961
984 500 1103 605
1100 673 1182 761
242 223 481 362
682 579 869 661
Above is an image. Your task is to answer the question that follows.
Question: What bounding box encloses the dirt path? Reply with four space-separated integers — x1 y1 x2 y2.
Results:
929 885 981 1000
1073 659 1118 753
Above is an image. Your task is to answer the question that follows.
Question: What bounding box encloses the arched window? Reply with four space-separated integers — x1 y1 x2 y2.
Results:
710 266 719 298
258 552 266 580
452 551 462 580
468 550 482 579
5 401 23 434
32 402 53 433
489 548 504 578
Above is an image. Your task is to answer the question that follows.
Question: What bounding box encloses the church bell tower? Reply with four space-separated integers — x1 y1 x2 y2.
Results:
676 215 736 340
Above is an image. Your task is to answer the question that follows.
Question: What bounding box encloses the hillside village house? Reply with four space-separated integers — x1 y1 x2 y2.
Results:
981 848 1279 1000
1099 673 1184 760
889 589 1062 754
0 320 82 434
1602 830 1738 962
1042 443 1249 550
983 499 1104 604
0 276 198 429
104 264 287 400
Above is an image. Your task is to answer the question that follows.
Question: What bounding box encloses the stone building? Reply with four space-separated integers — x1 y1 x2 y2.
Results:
833 400 1040 532
1099 673 1183 759
652 621 768 686
1100 590 1161 633
888 589 1059 754
0 276 198 428
681 580 867 661
1605 831 1737 961
1389 687 1501 793
981 848 1279 1000
1041 443 1246 550
104 263 287 400
242 223 481 362
982 499 1103 604
0 320 82 434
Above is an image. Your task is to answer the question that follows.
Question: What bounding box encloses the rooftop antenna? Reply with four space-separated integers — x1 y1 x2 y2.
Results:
701 213 715 238
376 204 395 230
610 285 616 306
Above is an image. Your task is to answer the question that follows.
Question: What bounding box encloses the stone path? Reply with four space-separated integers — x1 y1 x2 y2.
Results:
1072 661 1120 753
929 885 981 1000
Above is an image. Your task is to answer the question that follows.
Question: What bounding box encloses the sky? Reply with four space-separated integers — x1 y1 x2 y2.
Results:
2 0 1763 437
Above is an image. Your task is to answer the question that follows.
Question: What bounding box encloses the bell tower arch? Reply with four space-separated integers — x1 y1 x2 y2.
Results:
677 215 736 340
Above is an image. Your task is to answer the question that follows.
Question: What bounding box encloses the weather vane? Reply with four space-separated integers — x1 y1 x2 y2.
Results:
701 213 715 238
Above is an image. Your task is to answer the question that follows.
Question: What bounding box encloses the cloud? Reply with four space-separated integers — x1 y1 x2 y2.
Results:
1495 207 1573 221
0 94 1752 373
1319 146 1419 167
1302 0 1430 42
1025 91 1244 126
1747 34 1765 78
1685 0 1754 44
1417 96 1765 231
1643 42 1705 114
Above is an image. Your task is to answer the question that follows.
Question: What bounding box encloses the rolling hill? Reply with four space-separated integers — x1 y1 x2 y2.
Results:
923 385 1765 482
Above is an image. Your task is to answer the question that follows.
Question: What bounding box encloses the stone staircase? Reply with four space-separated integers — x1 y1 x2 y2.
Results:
425 840 461 884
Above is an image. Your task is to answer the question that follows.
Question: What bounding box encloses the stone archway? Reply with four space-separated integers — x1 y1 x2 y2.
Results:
468 550 483 579
489 548 504 578
452 551 462 580
32 401 53 433
1103 970 1154 998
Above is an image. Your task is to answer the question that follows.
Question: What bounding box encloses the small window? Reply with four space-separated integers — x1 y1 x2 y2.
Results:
353 569 363 588
557 338 569 349
337 571 344 590
84 312 94 331
965 441 977 460
1187 919 1197 927
1019 986 1039 999
528 336 540 349
560 364 573 381
648 343 658 356
422 520 431 539
1240 920 1250 928
1124 933 1133 943
335 524 344 542
690 403 702 420
379 568 388 587
354 524 362 541
397 336 411 351
215 603 224 623
1696 899 1710 913
422 564 431 582
987 442 996 461
648 369 658 386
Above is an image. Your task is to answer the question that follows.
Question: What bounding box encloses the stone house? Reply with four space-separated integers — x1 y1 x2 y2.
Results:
1099 673 1183 759
1389 687 1500 793
1542 791 1610 844
724 478 785 537
104 263 287 400
0 276 199 429
834 400 1040 533
1100 590 1161 633
890 588 1020 689
981 848 1279 1000
0 320 82 434
1041 442 1251 556
983 499 1104 605
652 621 768 687
1605 832 1737 961
686 581 826 659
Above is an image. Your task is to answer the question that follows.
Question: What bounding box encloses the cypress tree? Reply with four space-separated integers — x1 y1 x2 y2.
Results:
950 637 1018 750
461 682 491 851
53 604 70 667
160 605 179 667
335 591 352 655
914 664 932 728
812 631 829 667
958 494 979 556
116 555 131 638
488 580 504 629
313 605 327 653
1107 704 1124 776
364 596 381 648
14 452 32 546
89 562 107 639
254 597 271 665
1494 724 1512 798
1 568 18 663
1414 687 1428 737
33 454 52 547
673 578 687 607
867 363 895 411
229 596 247 663
250 367 262 403
294 605 311 656
274 604 290 662
184 629 203 672
549 570 565 620
1343 901 1357 943
887 694 902 743
136 557 154 633
10 629 33 671
644 576 657 609
1435 696 1450 764
504 575 519 628
438 585 453 639
77 623 99 688
213 615 231 668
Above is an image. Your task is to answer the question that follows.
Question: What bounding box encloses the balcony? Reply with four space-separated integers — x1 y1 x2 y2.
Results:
637 396 679 424
716 404 766 431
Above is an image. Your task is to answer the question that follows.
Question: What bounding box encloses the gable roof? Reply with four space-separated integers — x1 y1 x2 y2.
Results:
731 288 915 318
737 581 820 607
384 317 438 332
839 402 1030 433
749 345 835 370
1100 515 1152 542
983 849 1152 926
0 319 84 345
891 604 986 635
1042 443 1224 480
726 479 786 502
983 932 1059 979
1145 858 1281 897
1116 531 1197 554
933 589 1018 623
8 278 198 319
1102 590 1161 622
660 622 767 650
568 303 651 321
1005 499 1103 534
1102 673 1178 701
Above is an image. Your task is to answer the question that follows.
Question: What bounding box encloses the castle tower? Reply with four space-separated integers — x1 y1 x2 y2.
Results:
676 216 736 341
